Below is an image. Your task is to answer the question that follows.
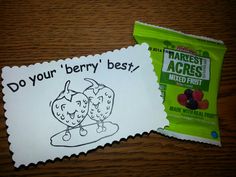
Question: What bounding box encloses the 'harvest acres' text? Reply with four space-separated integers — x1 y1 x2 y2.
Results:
160 49 210 91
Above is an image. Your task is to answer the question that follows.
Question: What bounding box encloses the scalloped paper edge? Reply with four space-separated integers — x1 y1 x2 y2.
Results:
1 43 168 167
17 130 158 168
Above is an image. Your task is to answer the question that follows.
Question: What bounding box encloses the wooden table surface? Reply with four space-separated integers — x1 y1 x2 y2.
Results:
0 0 236 176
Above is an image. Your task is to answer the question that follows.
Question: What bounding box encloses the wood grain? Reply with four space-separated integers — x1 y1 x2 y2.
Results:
0 0 236 176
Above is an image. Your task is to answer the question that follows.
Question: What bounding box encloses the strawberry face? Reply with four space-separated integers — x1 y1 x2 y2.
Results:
83 78 115 122
51 81 89 127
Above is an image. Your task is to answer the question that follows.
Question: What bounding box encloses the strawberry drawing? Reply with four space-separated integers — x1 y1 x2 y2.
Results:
51 80 89 141
83 78 115 133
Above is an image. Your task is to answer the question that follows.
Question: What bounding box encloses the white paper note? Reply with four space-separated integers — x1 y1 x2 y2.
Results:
1 44 168 167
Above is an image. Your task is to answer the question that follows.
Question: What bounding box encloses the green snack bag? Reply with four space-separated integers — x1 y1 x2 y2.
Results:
133 21 226 146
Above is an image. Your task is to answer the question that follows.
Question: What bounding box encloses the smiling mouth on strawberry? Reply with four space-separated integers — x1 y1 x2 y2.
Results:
67 110 78 119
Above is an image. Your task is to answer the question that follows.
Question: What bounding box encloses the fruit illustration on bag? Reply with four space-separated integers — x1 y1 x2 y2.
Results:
51 80 89 141
177 89 209 110
83 78 115 133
